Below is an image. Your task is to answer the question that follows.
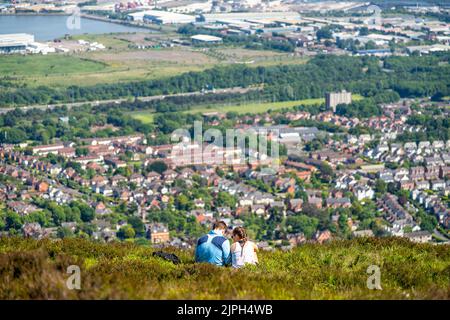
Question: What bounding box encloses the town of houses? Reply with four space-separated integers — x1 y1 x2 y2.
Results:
0 96 449 249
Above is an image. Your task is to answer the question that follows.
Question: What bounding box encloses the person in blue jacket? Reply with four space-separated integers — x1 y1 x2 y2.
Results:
195 221 231 266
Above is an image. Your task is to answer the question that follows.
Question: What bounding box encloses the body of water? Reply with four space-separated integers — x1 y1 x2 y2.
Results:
0 15 152 41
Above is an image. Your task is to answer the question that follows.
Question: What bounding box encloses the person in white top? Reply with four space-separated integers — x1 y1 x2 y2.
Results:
230 226 259 269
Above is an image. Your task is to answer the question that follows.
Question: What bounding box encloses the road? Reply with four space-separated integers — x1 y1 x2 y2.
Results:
0 86 260 115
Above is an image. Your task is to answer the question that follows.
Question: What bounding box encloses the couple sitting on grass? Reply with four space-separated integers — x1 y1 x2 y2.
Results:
195 221 258 268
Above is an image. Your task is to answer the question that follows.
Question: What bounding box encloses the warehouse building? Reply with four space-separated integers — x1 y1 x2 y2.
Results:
0 33 34 54
0 33 57 55
200 11 301 24
191 34 223 44
128 10 196 24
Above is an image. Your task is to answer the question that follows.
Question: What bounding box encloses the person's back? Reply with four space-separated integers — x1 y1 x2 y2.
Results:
231 240 258 269
195 222 230 267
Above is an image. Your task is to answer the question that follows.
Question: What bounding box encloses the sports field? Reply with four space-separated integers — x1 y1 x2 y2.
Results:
130 99 324 124
129 95 363 124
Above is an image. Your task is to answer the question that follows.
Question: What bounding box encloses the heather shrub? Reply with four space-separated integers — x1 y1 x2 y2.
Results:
0 237 448 299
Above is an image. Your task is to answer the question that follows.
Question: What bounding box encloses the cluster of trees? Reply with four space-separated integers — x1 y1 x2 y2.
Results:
77 0 97 7
335 90 400 118
2 53 448 108
0 200 96 237
398 114 450 142
0 104 154 144
336 99 382 118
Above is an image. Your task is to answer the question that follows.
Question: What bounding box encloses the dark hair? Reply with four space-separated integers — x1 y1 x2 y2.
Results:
213 220 227 231
232 226 248 254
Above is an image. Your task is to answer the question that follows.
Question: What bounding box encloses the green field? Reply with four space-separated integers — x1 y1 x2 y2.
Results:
130 112 157 124
1 32 311 89
129 95 363 124
0 50 214 89
0 237 448 299
0 55 107 77
186 98 325 114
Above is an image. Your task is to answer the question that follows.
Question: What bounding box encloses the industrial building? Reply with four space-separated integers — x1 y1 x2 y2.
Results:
191 34 223 44
355 48 392 57
0 33 57 55
325 90 352 113
406 44 450 55
128 10 196 24
200 11 301 24
0 33 34 54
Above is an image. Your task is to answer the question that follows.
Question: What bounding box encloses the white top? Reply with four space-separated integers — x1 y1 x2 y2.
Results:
231 240 258 269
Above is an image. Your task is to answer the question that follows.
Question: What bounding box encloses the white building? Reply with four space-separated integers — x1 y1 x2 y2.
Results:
0 33 34 54
27 42 56 55
0 33 59 55
191 34 223 44
129 10 196 24
354 185 375 201
325 90 352 112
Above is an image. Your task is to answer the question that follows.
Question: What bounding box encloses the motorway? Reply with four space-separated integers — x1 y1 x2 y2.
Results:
0 86 259 115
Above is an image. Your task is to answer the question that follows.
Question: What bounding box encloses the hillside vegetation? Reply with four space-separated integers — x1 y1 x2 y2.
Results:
1 53 448 107
0 237 448 299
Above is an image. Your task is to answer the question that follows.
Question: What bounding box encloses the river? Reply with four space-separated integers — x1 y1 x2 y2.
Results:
0 15 152 41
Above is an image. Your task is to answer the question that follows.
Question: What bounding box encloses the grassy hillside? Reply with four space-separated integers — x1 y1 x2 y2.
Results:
0 237 448 299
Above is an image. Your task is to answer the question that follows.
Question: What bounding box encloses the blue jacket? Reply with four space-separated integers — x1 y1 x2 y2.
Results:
195 230 231 266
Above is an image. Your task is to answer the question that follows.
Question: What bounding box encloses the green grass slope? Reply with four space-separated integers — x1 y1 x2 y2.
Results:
0 237 448 299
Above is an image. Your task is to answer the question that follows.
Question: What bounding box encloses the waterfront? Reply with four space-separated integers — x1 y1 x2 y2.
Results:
0 15 152 41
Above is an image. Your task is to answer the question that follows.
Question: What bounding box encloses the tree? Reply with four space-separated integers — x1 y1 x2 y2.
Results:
365 40 378 50
128 216 145 237
359 27 369 36
398 194 408 206
117 225 136 240
175 194 192 211
318 162 334 183
5 211 22 231
387 182 398 194
75 147 89 157
285 215 319 238
147 161 168 174
66 206 81 222
324 39 333 47
302 203 322 218
57 226 74 238
49 203 66 225
338 213 351 238
374 179 387 195
25 210 51 227
418 210 438 232
317 27 333 40
0 128 27 144
78 222 96 236
216 192 236 208
304 139 323 151
72 202 95 222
